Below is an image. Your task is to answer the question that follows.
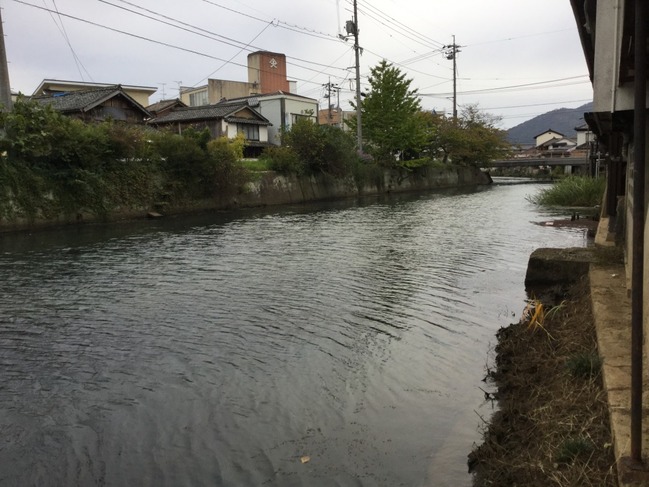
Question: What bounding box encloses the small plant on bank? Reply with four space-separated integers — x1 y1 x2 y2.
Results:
566 352 603 379
555 436 595 464
527 175 606 207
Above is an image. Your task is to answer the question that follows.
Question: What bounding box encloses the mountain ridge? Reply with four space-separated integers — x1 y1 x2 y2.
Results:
506 102 593 145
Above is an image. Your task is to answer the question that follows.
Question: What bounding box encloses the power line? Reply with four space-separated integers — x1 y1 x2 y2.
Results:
200 0 340 42
100 0 352 82
193 20 274 86
12 0 347 90
43 0 92 81
480 98 593 111
421 75 590 97
354 0 445 49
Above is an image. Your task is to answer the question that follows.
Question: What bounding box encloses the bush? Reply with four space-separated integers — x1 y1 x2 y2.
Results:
205 135 250 197
260 146 302 175
276 120 358 176
528 175 606 207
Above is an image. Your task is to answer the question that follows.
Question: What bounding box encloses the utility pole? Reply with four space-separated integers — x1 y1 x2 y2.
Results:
444 36 460 121
0 7 13 111
341 0 362 148
323 77 339 124
351 0 362 152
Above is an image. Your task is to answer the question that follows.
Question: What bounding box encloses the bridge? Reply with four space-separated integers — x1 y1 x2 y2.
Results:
482 157 590 168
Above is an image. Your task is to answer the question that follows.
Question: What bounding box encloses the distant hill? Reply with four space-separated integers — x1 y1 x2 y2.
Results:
506 102 593 145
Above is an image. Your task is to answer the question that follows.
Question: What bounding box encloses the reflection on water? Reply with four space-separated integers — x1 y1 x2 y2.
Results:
0 185 588 486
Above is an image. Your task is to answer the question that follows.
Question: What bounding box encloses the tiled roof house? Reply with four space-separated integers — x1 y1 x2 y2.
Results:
32 85 151 123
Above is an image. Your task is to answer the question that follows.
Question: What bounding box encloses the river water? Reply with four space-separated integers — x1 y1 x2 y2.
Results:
0 184 589 487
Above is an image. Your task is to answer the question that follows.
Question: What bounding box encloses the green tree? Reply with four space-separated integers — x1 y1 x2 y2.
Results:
348 60 427 165
263 119 357 176
425 104 510 166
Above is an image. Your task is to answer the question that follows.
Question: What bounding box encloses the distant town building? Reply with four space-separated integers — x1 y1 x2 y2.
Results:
318 106 354 131
533 129 566 147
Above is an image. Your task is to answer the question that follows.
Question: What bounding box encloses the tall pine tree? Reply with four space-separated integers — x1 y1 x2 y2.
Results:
349 60 426 165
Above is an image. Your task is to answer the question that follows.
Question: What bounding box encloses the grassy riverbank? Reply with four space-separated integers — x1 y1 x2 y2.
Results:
469 275 617 486
527 175 606 207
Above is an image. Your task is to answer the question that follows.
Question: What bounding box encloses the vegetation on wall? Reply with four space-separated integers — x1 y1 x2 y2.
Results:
0 99 248 223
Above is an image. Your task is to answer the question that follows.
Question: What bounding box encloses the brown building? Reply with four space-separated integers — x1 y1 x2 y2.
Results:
180 51 295 107
247 51 290 94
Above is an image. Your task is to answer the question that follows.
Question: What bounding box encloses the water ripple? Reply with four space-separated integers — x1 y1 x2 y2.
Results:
0 184 588 486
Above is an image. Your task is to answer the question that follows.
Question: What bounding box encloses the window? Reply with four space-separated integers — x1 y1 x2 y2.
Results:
291 113 312 125
237 124 259 141
189 90 208 106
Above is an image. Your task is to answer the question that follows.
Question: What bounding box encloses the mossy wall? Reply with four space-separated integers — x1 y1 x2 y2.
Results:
0 166 491 232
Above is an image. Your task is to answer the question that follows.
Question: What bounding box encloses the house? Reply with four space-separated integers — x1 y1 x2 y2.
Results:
570 0 648 471
533 129 566 147
535 136 578 159
146 98 187 118
31 85 151 123
177 51 316 146
32 79 157 107
318 107 355 131
149 102 272 157
218 92 318 145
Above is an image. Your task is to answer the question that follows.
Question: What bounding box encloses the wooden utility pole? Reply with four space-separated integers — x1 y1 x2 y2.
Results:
0 7 12 111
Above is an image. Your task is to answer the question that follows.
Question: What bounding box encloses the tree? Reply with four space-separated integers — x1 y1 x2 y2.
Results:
425 104 510 166
348 60 427 165
268 119 357 176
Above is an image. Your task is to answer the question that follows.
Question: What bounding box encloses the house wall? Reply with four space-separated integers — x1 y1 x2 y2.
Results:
576 130 594 146
535 131 564 146
592 0 636 112
255 96 318 145
207 79 256 103
75 97 147 124
180 86 208 107
247 52 289 94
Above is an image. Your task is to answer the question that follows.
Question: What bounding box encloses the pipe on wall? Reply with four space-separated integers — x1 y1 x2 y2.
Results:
630 0 647 463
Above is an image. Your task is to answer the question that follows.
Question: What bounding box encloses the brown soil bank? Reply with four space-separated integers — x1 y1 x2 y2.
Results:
469 248 619 486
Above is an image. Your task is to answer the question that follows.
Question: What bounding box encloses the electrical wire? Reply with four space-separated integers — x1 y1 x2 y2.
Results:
12 0 340 90
43 0 93 81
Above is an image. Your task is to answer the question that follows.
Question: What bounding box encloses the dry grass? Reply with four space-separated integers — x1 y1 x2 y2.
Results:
469 277 617 486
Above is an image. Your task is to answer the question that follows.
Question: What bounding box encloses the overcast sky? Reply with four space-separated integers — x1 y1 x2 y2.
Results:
3 0 593 129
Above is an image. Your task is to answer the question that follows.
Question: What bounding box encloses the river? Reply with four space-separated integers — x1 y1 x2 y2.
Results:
0 184 590 487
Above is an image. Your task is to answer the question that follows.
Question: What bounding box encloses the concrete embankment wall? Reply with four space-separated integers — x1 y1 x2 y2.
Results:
0 166 491 232
233 166 491 207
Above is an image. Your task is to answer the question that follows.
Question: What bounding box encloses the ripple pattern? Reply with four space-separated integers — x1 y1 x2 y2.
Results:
0 184 589 486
